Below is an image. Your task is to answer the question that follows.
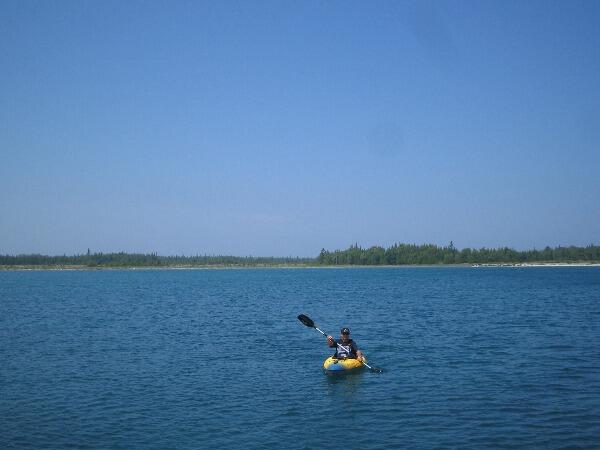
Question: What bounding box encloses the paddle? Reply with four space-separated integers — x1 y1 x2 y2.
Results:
297 314 383 373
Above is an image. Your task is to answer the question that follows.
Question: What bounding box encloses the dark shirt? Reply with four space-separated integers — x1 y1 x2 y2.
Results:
329 338 359 359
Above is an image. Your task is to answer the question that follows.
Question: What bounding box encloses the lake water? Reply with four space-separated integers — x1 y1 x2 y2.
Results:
1 267 600 448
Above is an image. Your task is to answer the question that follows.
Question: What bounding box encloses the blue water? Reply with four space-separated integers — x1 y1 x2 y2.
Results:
2 267 600 449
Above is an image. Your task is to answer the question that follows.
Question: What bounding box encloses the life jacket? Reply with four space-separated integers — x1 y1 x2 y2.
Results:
334 339 357 359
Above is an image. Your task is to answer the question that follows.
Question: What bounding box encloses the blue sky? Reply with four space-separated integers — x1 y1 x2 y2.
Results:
1 1 599 256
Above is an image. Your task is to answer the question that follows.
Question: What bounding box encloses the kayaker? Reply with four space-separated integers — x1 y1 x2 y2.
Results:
327 327 365 361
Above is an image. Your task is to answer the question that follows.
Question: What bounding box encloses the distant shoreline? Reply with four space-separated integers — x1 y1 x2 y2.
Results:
2 262 600 271
471 262 600 267
3 244 598 268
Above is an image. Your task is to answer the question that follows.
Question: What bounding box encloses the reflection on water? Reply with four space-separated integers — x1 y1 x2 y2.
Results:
323 368 367 406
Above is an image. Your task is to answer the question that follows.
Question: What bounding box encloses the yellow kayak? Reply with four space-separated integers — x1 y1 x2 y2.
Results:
323 356 366 374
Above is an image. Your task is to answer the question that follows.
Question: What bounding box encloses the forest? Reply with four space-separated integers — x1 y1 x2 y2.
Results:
1 243 599 268
317 243 600 265
0 251 312 267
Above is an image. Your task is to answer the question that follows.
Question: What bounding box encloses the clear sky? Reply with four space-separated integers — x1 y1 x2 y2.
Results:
1 1 599 256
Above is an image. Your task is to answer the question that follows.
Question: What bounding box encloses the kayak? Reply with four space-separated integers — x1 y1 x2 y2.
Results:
323 356 365 374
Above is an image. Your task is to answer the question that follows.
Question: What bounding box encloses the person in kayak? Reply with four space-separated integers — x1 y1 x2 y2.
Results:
327 327 365 361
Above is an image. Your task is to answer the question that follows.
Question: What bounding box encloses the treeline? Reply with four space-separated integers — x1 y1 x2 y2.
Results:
2 243 600 268
317 243 600 265
0 252 313 267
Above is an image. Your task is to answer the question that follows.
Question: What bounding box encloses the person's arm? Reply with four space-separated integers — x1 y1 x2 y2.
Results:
353 341 364 360
327 335 335 347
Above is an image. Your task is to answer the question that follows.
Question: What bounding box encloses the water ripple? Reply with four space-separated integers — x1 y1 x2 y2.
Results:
1 268 600 448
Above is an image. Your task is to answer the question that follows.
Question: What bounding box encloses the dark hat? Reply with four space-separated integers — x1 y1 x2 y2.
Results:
341 327 350 334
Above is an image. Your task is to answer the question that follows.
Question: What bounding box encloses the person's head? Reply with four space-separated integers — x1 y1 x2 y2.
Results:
340 327 350 342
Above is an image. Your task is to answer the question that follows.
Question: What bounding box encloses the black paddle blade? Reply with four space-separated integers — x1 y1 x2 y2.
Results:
297 314 315 328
